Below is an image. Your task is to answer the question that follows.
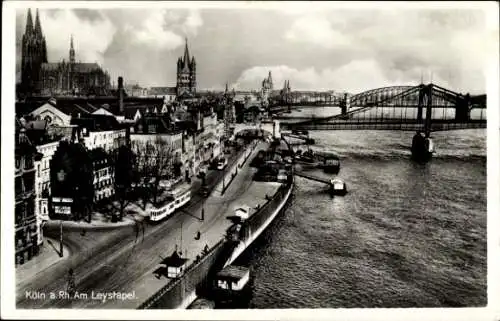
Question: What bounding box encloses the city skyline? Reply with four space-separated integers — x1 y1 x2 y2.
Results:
15 5 491 94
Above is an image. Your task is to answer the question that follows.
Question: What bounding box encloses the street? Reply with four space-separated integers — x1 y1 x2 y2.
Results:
16 141 269 309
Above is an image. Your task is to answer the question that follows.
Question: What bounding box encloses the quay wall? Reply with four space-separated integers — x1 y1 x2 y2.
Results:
225 178 293 266
138 142 293 310
138 239 226 309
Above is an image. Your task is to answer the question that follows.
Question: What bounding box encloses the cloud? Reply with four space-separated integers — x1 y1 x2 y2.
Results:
15 7 492 93
231 61 458 94
285 15 350 48
37 9 116 64
183 10 203 37
277 9 490 93
130 10 183 49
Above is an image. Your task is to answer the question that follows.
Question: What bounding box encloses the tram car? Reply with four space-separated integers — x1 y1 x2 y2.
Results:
148 183 191 222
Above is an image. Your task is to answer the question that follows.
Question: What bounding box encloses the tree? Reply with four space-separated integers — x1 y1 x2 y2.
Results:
113 145 135 221
132 136 176 208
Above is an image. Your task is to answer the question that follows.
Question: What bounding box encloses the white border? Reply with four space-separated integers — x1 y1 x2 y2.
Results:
2 1 499 320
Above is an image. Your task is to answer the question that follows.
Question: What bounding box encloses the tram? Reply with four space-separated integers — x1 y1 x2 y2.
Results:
148 183 191 222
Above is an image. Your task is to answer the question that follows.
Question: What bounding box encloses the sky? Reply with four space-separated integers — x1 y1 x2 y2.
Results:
15 4 496 94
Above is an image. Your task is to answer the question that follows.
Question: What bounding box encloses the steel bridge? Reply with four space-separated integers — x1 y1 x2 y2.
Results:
279 83 486 133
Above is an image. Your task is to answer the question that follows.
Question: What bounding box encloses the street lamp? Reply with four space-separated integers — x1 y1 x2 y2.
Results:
59 220 64 257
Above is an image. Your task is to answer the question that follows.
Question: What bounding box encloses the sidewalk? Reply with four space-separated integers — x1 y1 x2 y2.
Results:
16 237 70 286
45 211 139 230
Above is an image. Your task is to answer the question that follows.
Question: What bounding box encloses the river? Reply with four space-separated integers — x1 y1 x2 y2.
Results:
235 123 486 308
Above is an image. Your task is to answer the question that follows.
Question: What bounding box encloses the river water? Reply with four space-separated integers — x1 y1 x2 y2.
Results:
236 126 487 308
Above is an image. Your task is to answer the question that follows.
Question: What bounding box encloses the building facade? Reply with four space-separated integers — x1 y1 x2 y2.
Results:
90 148 115 203
49 141 94 221
34 140 59 243
20 9 111 97
176 39 197 97
15 118 41 265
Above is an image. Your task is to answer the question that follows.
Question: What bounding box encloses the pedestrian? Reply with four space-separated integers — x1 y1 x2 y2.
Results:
134 222 139 240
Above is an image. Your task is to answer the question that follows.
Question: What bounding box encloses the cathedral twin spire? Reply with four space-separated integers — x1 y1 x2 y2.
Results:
25 8 43 37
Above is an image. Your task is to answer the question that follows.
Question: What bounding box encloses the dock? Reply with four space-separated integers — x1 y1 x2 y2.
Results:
294 170 331 186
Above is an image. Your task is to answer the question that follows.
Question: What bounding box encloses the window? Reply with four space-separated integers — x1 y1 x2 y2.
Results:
37 164 41 177
24 157 33 169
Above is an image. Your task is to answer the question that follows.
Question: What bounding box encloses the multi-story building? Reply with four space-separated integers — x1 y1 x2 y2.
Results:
90 148 114 203
71 114 128 152
181 132 196 178
15 118 41 265
131 114 183 178
198 112 222 163
49 140 94 221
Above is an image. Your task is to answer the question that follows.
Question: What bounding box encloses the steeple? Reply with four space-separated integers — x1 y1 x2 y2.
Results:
183 37 190 66
69 34 75 64
25 8 34 35
34 9 42 36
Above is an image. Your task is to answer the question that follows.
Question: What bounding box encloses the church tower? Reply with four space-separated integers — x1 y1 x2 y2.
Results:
21 8 48 95
176 38 196 97
69 35 75 90
69 35 75 64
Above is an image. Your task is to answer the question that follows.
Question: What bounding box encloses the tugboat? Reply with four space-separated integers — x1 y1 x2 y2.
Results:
212 265 253 308
330 178 347 196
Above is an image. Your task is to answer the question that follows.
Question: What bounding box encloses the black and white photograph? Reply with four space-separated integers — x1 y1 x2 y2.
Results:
1 1 499 319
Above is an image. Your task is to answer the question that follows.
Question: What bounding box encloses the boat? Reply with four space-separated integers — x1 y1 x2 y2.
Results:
189 298 215 309
411 131 434 162
330 178 347 196
294 149 322 169
322 156 340 174
211 265 252 308
148 183 191 222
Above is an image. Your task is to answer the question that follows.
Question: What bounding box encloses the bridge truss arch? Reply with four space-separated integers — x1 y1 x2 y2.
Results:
349 86 417 107
282 83 486 133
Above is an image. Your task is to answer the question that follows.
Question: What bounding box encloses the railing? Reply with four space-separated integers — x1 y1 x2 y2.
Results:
283 119 486 132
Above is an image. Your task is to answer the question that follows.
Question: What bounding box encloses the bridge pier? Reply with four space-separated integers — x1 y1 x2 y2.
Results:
455 93 471 122
340 93 349 116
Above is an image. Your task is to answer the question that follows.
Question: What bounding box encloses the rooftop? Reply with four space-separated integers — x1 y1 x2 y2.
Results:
160 250 188 268
216 265 249 282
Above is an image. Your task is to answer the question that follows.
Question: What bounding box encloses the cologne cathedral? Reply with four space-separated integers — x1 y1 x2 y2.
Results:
20 9 111 97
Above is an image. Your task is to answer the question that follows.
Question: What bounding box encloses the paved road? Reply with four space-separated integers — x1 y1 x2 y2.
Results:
16 143 265 309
